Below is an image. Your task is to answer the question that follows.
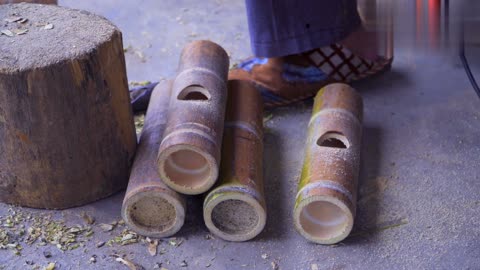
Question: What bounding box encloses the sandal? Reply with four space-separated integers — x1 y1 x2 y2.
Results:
229 43 393 109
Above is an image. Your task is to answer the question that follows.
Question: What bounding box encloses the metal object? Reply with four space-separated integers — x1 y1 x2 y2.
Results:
122 81 186 238
459 0 480 99
293 83 363 244
157 40 229 195
204 80 266 242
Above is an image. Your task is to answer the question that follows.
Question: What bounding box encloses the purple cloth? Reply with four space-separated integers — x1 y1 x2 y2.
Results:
129 82 158 112
245 0 361 57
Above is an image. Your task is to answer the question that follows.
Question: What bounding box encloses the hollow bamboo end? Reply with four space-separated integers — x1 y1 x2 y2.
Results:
157 144 218 195
313 83 363 122
122 189 185 238
179 40 230 77
204 191 266 242
294 195 353 245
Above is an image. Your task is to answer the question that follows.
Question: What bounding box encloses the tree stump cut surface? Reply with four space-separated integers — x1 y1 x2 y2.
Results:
0 3 137 209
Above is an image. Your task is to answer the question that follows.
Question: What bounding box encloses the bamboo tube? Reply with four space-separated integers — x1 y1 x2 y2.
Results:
157 40 229 195
122 81 186 238
293 83 363 244
203 80 266 242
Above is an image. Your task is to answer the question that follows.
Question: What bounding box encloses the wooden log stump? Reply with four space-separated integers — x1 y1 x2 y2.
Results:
0 3 137 209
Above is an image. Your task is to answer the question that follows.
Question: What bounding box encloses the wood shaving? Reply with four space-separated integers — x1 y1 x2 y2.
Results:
44 262 55 270
4 16 23 23
80 212 95 225
44 23 54 30
147 238 158 256
107 229 143 246
167 237 184 247
129 81 151 87
14 29 28 35
1 30 14 37
204 234 215 240
100 223 114 232
115 257 142 270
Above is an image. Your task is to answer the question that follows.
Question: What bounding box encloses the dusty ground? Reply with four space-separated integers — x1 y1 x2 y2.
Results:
0 0 479 269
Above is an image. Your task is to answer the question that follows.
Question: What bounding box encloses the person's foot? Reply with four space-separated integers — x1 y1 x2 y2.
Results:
339 26 380 62
229 28 392 108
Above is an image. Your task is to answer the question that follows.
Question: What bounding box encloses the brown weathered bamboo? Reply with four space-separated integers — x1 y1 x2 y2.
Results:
293 83 363 244
157 40 229 195
203 80 266 242
122 81 186 238
0 4 137 209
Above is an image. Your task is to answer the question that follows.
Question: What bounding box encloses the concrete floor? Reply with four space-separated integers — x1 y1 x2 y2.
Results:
1 0 480 269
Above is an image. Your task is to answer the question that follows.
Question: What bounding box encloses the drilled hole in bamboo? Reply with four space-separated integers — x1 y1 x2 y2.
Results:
164 149 211 188
317 132 349 149
299 201 348 240
128 196 176 232
177 85 211 101
211 199 259 235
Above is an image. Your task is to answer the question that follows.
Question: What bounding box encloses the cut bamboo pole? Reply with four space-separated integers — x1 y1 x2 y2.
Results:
293 83 363 244
0 4 136 209
122 81 186 238
204 80 266 242
157 40 229 195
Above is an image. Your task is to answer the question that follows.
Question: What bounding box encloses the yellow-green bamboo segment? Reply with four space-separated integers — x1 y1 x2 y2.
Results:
294 83 363 244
